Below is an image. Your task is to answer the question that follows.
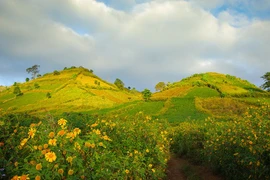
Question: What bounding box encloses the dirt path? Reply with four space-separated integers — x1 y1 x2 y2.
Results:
166 155 223 180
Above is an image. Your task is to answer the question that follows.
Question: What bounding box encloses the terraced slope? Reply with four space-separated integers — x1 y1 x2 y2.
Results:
0 67 141 114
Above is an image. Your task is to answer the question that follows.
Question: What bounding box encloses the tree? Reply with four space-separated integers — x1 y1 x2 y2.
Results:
261 72 270 91
46 92 51 98
155 82 166 91
26 65 40 79
25 78 30 82
114 78 124 89
142 89 152 101
13 86 23 96
34 83 40 89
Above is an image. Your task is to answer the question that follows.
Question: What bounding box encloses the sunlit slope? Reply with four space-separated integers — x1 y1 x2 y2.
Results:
153 72 267 99
0 67 141 114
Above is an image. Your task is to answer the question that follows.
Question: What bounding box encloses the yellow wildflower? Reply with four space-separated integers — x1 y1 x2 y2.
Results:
58 118 67 126
45 151 57 162
125 169 129 174
38 145 43 150
66 132 76 139
35 175 41 180
68 169 74 175
48 132 55 138
20 175 30 180
43 144 48 149
58 129 66 136
28 128 36 138
91 123 98 128
14 161 18 167
20 138 28 147
102 135 112 141
58 168 64 175
66 156 73 164
152 168 155 173
73 128 81 136
11 175 19 180
36 163 42 171
48 139 57 146
146 149 149 153
148 164 153 168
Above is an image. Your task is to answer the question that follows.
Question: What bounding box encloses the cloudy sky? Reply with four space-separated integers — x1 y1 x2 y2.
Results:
0 0 270 91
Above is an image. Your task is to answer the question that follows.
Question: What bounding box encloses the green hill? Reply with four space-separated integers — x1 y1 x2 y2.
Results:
0 67 141 114
152 72 267 100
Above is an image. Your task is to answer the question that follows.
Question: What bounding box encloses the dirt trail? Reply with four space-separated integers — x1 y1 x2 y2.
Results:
166 155 223 180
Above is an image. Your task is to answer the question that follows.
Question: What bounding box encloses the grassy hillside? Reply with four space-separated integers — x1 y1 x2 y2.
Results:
153 72 268 99
0 67 141 114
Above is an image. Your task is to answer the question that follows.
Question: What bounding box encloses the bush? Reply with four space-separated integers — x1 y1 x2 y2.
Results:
53 70 60 75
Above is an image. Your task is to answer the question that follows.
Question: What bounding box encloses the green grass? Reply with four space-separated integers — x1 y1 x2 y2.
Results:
184 87 220 98
159 98 208 123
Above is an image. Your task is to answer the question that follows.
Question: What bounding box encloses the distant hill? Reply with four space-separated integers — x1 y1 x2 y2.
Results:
153 72 267 100
0 86 6 92
0 67 141 114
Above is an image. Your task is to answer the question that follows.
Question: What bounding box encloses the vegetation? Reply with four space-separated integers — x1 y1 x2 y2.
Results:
26 65 40 79
142 89 152 101
0 69 269 179
13 86 23 97
261 72 270 91
155 82 166 91
0 113 170 179
114 78 124 90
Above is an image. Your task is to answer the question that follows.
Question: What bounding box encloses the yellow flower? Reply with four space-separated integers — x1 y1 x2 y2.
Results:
45 151 57 162
41 150 47 155
94 129 101 135
98 142 106 148
66 156 73 164
146 149 149 153
58 118 67 126
35 175 41 180
48 132 55 138
102 135 112 141
68 169 74 175
58 129 66 136
11 175 19 180
91 123 98 128
38 145 43 150
148 164 153 168
73 128 81 136
14 161 18 167
151 168 155 173
74 142 81 150
66 132 76 139
20 138 29 147
58 168 64 175
36 163 42 171
48 139 57 146
33 145 38 150
20 175 30 180
43 144 48 149
28 128 36 138
125 169 129 174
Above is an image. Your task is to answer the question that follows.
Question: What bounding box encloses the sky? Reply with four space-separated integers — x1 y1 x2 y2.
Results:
0 0 270 91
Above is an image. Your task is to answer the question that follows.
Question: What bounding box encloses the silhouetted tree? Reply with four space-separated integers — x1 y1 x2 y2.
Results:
114 78 124 89
261 72 270 91
26 65 40 79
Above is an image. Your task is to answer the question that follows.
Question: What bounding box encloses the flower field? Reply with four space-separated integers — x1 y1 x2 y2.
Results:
0 113 170 179
171 102 270 179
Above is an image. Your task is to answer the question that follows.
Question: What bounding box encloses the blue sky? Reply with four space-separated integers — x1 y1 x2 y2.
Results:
0 0 270 91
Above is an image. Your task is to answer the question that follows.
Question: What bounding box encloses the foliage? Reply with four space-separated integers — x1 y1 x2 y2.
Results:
114 78 124 89
171 103 270 179
142 89 152 101
13 86 23 97
34 83 40 89
25 78 29 82
261 72 270 91
46 92 51 99
155 82 166 92
26 65 40 79
0 113 170 179
53 70 60 75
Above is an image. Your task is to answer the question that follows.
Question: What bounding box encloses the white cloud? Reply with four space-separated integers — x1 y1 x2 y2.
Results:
0 0 269 90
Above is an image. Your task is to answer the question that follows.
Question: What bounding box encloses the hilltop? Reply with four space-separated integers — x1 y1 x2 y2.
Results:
0 66 141 114
153 72 266 100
